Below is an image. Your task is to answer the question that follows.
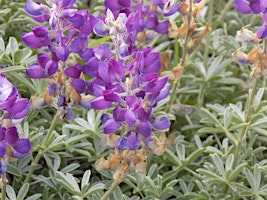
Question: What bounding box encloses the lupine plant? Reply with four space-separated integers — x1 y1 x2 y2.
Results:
2 0 267 199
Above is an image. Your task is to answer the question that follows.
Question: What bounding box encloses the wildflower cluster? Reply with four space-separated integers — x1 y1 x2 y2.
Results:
0 74 30 174
164 0 209 81
22 0 174 177
23 0 98 119
233 0 267 78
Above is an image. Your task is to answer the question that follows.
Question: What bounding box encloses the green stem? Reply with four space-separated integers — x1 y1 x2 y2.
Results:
1 173 6 200
197 0 214 107
165 0 193 113
197 83 206 107
217 0 234 23
100 181 121 200
203 0 214 67
233 78 259 168
24 113 60 183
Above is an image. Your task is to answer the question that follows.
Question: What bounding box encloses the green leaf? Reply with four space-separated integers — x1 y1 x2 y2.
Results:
212 154 226 177
25 194 42 200
17 183 29 200
251 127 267 137
225 154 234 172
66 134 90 145
244 168 256 190
186 148 203 165
56 171 81 194
229 103 245 122
7 163 22 176
254 88 265 110
0 37 5 51
176 144 185 161
81 170 91 190
84 183 105 197
223 107 233 129
6 37 18 61
88 36 110 48
0 8 11 17
0 65 25 74
14 48 32 64
6 185 16 200
61 163 80 173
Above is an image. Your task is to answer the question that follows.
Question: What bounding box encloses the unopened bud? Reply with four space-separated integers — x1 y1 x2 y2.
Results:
179 2 188 16
236 27 259 43
232 49 249 64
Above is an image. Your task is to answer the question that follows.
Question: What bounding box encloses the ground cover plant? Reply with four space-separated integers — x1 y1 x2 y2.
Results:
1 0 267 199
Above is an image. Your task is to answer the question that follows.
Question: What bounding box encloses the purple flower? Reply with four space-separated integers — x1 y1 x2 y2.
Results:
0 77 13 103
233 0 267 39
127 132 141 150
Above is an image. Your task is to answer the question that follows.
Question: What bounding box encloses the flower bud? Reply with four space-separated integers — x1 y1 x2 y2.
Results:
232 49 249 64
179 2 188 16
236 27 259 43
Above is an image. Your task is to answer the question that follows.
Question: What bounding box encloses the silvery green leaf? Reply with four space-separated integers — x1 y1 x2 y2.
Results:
17 183 29 200
6 185 16 200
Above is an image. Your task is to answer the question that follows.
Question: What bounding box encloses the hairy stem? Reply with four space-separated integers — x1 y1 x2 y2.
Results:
1 173 6 200
197 0 214 107
24 113 60 183
166 0 193 113
217 0 234 23
233 78 259 168
100 181 121 200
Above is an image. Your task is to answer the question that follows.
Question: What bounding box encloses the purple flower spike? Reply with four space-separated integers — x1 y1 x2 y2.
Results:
155 20 169 34
71 78 85 93
32 26 48 37
153 116 170 131
6 127 19 144
45 61 58 76
257 25 267 39
249 0 261 14
0 77 13 103
56 45 69 61
61 0 76 8
233 0 251 14
103 119 120 134
90 96 112 110
138 121 151 138
125 110 137 127
8 99 30 119
93 21 109 36
0 142 7 157
127 132 141 150
26 64 45 79
116 136 127 150
24 0 44 16
22 32 42 49
13 138 31 154
0 160 7 174
64 64 83 78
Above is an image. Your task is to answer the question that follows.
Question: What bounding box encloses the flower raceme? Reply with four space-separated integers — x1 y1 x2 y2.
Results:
89 47 171 151
23 0 171 152
23 0 99 119
0 75 30 174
